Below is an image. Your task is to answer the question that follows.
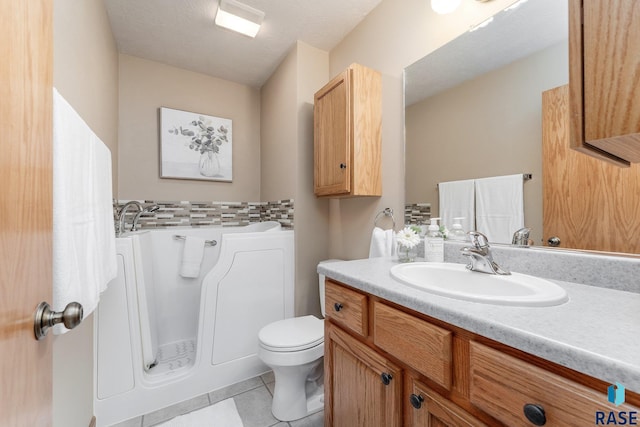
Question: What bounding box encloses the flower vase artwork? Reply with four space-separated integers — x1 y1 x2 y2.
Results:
160 107 233 181
199 150 221 177
396 226 421 263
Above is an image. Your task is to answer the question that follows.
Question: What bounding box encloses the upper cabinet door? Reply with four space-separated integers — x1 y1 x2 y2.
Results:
569 0 640 166
314 70 351 196
314 63 382 197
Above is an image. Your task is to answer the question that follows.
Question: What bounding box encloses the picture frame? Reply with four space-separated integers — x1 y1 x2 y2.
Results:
159 107 233 181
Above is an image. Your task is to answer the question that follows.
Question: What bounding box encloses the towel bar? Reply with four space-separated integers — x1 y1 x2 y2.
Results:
374 208 396 230
437 173 532 188
173 235 217 247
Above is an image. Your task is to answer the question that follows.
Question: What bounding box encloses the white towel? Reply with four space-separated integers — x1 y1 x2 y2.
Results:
438 179 475 233
368 227 396 258
474 174 524 244
52 88 117 333
180 236 206 278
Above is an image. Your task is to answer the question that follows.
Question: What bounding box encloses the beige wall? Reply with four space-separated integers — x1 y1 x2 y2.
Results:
118 54 261 201
327 0 514 259
294 43 331 316
406 42 568 245
261 42 330 316
52 0 119 426
261 46 299 201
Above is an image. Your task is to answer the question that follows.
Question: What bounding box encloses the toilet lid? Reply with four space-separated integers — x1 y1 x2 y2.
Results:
259 315 324 352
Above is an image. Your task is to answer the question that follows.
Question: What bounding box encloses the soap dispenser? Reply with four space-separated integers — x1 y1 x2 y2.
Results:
425 218 444 262
448 217 467 241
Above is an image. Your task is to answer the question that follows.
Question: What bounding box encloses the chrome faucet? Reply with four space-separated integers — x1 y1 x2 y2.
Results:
512 227 531 247
461 231 511 275
131 204 160 232
117 201 143 235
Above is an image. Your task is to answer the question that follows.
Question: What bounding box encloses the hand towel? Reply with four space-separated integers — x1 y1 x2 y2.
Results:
52 88 117 333
475 174 525 244
369 227 396 258
438 179 475 234
180 236 206 278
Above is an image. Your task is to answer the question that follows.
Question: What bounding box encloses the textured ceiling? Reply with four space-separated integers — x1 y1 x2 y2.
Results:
104 0 383 88
405 0 568 106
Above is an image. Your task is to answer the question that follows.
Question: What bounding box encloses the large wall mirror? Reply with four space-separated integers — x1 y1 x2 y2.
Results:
405 0 570 248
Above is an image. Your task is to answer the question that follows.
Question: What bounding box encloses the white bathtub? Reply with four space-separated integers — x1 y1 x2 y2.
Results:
94 222 294 426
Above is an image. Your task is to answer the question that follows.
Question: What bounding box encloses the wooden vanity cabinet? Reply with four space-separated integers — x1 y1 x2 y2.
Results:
569 0 640 166
324 279 640 427
313 63 382 197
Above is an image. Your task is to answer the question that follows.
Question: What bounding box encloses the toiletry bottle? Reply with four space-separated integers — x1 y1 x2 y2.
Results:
448 217 467 241
425 218 444 262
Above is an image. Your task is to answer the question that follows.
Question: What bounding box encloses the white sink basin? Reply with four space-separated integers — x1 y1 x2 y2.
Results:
390 262 568 307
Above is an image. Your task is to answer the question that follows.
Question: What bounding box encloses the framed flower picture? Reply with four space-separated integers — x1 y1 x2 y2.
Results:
160 107 233 181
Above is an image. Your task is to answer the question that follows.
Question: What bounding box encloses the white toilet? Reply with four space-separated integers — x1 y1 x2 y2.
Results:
257 260 338 421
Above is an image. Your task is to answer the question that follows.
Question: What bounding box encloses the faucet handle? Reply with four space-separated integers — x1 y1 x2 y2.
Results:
468 231 490 249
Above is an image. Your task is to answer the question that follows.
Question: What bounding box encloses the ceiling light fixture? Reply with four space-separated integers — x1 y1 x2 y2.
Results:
431 0 462 14
215 0 265 38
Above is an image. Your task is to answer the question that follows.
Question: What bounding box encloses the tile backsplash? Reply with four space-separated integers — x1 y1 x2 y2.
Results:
114 199 294 231
404 203 431 225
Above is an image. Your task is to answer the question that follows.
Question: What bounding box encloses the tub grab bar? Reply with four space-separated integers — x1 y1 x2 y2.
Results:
173 235 217 247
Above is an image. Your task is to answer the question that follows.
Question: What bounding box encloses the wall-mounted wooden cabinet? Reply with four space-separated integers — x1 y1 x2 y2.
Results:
569 0 640 166
313 63 382 197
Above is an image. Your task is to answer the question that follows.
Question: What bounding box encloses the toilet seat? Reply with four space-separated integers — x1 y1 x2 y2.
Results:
258 315 324 352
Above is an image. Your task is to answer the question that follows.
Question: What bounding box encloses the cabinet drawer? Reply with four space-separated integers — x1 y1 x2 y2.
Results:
325 281 368 337
470 341 638 426
410 378 488 427
373 302 452 389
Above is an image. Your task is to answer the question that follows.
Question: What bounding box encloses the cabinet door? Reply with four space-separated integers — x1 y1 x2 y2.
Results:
409 379 488 427
314 70 350 196
569 0 640 165
325 323 402 427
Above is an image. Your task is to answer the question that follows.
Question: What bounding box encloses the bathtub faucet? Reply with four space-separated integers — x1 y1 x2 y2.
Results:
117 201 143 236
131 204 160 232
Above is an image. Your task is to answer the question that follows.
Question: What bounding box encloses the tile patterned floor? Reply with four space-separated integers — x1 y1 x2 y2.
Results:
110 372 324 427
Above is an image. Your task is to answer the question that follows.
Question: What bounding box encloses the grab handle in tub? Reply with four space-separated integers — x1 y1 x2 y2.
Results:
173 235 217 247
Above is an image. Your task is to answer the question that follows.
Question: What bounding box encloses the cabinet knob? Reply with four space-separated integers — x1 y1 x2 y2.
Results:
409 393 424 409
333 302 343 312
523 404 546 425
380 372 393 385
339 163 347 169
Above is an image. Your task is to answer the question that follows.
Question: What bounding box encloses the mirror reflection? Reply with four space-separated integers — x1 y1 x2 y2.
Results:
404 0 569 247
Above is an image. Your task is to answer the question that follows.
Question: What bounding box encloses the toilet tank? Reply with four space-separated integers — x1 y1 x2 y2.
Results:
318 259 342 317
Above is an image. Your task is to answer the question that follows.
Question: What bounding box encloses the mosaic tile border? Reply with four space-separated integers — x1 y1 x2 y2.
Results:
404 203 431 225
114 199 294 231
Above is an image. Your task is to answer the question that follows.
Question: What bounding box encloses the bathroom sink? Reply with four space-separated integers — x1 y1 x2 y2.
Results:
390 262 568 307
